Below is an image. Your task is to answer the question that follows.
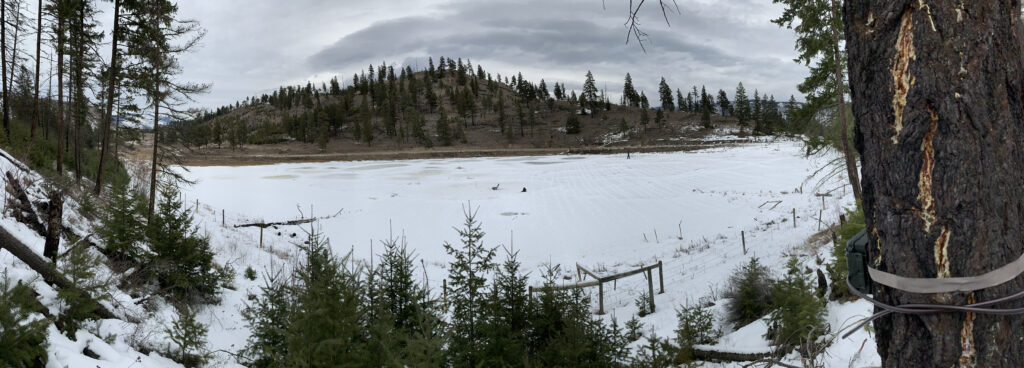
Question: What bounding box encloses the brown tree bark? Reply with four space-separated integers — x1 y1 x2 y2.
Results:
94 0 120 195
43 188 62 262
147 71 160 220
829 0 862 205
2 0 9 143
844 1 1024 366
29 0 39 146
56 12 64 175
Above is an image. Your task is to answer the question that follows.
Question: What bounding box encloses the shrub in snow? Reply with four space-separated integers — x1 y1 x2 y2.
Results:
828 205 865 301
635 291 653 317
766 257 827 352
145 186 225 303
165 305 210 367
630 334 679 368
625 316 643 342
56 242 110 335
98 182 146 263
674 303 721 353
723 257 775 327
0 276 47 367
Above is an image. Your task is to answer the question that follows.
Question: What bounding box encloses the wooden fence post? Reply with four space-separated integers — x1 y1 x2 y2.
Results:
793 208 796 228
598 282 605 315
818 209 823 231
658 261 664 294
647 269 656 312
741 231 747 255
259 228 264 248
222 209 225 226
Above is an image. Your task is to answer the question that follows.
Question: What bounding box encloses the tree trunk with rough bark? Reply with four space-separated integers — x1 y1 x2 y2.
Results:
94 0 120 195
844 1 1024 366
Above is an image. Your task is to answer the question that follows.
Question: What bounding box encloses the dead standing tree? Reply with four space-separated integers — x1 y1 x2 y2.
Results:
845 0 1024 366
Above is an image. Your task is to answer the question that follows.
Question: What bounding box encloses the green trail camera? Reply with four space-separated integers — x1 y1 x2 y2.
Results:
846 229 872 294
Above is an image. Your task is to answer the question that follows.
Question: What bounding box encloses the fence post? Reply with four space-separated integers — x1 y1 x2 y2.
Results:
818 209 823 231
793 208 796 228
647 269 656 312
598 281 605 315
222 209 225 226
259 228 264 248
658 261 664 294
741 231 747 255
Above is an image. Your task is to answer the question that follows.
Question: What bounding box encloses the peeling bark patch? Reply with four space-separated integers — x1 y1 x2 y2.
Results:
934 225 951 278
891 8 916 144
958 293 977 368
918 105 938 232
918 0 937 31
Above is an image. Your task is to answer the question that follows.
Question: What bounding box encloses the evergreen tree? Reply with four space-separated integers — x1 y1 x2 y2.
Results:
752 90 764 134
766 257 826 351
716 89 731 116
734 82 751 131
98 183 146 262
565 113 581 134
623 73 639 107
0 276 47 367
443 206 497 368
784 95 800 132
482 247 533 367
675 89 684 113
241 272 291 367
286 229 367 367
582 71 599 113
166 305 210 367
655 108 664 128
639 108 650 133
639 92 649 109
658 77 674 111
700 86 712 129
146 186 223 302
436 108 452 146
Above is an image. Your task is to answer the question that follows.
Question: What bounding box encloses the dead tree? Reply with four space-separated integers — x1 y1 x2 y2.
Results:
845 1 1024 366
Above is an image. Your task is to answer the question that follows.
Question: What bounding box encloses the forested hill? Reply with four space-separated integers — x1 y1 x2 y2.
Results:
164 57 801 156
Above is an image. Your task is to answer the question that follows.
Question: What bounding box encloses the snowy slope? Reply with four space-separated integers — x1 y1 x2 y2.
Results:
182 138 881 367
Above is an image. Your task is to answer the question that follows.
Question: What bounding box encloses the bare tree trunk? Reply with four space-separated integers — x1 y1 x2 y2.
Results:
8 0 19 107
43 188 61 261
147 72 160 220
94 0 119 194
2 0 9 143
72 4 83 184
29 0 39 146
829 0 862 205
55 12 63 174
845 1 1024 366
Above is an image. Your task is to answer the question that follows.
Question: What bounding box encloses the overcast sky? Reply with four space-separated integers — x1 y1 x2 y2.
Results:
168 0 806 109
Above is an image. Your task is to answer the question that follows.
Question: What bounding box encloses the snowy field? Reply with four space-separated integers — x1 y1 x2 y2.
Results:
182 139 880 367
0 139 880 367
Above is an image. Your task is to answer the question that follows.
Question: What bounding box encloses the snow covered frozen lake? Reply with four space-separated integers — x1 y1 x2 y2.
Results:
179 139 878 367
185 140 847 270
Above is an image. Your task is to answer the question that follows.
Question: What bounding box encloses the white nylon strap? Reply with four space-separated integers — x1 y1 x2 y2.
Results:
868 252 1024 293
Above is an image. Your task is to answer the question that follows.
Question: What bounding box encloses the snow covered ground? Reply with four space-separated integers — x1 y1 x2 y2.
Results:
0 138 880 367
182 138 880 367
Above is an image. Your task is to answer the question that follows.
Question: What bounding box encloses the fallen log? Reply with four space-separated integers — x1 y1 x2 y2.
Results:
0 221 137 323
5 171 46 237
233 209 343 229
692 347 771 363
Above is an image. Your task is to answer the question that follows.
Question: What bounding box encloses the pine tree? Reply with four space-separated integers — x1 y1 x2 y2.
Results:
752 90 763 134
482 247 533 367
700 86 712 129
582 71 599 114
655 108 664 128
734 82 750 132
0 276 47 367
436 108 453 146
146 186 223 302
444 206 497 368
241 272 291 367
99 183 146 262
286 228 367 367
675 89 684 113
766 257 825 351
166 305 210 367
658 77 674 112
57 236 111 335
565 113 581 134
623 73 639 107
716 89 731 116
